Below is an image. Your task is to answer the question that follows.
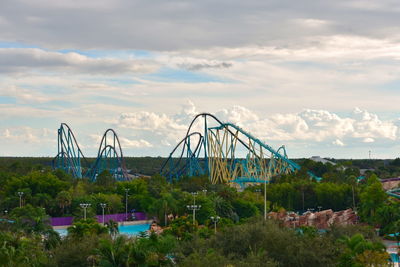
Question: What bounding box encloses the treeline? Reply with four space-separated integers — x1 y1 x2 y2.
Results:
0 158 399 265
0 158 399 233
3 156 400 177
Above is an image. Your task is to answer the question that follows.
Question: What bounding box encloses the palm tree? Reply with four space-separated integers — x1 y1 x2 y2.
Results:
97 235 129 267
106 220 119 238
391 220 400 247
56 191 72 215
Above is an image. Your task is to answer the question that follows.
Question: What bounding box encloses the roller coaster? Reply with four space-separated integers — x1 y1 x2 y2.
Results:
52 123 129 181
160 113 318 185
160 113 400 197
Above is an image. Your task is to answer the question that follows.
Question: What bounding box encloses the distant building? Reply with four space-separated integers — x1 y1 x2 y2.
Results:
309 156 336 165
360 168 375 175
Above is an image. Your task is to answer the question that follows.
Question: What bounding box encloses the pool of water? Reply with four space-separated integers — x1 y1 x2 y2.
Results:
54 223 151 237
119 224 151 236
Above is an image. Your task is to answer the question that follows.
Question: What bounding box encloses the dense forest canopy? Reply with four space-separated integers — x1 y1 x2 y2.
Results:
0 157 399 266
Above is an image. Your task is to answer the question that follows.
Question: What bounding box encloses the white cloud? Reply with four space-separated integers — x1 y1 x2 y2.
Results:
363 137 375 143
0 127 54 144
117 111 186 132
113 104 400 157
0 48 159 75
119 137 153 148
333 139 345 146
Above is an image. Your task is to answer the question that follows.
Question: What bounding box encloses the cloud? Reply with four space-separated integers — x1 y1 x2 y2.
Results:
2 0 400 50
119 137 153 148
333 139 345 146
0 48 158 74
112 104 400 157
0 127 54 144
1 101 400 157
363 137 375 143
117 111 186 132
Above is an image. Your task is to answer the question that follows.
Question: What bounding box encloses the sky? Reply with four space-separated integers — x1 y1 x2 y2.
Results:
1 0 400 158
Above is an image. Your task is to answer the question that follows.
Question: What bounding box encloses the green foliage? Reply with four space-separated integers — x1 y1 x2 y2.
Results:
106 219 119 238
97 235 130 266
95 170 116 190
0 158 396 266
51 235 101 267
67 218 108 239
5 171 68 199
56 190 72 215
338 233 389 266
10 204 52 234
0 231 49 266
232 199 259 219
359 175 388 224
163 216 195 240
178 218 342 266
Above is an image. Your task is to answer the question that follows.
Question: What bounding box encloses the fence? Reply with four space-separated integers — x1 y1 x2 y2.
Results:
50 212 147 226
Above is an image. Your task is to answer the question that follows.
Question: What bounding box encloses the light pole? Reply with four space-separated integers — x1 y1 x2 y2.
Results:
255 188 261 201
264 179 268 221
317 206 322 212
17 192 24 208
125 188 129 221
187 192 201 224
187 204 201 225
100 203 107 224
80 203 91 220
191 192 198 203
202 189 207 195
210 216 220 234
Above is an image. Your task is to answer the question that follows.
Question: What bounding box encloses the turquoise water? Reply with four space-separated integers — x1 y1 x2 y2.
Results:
54 223 150 237
54 228 68 237
119 224 151 235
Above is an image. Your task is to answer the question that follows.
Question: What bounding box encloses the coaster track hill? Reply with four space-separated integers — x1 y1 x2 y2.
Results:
52 123 129 181
160 113 319 186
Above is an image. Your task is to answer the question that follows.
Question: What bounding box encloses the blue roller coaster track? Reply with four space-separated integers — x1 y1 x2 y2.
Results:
161 113 319 185
52 123 129 181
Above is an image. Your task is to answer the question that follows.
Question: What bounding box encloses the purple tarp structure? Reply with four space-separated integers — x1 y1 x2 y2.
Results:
51 212 147 226
51 216 73 226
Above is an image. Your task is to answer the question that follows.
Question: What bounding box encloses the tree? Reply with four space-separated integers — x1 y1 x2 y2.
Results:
106 220 119 239
390 220 400 247
359 176 387 224
97 235 129 267
67 219 108 239
130 233 176 266
338 233 388 266
232 199 258 219
95 171 116 189
0 231 49 266
56 190 72 215
10 204 52 234
52 235 102 267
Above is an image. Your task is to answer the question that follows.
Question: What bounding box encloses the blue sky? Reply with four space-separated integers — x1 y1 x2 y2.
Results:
1 0 400 158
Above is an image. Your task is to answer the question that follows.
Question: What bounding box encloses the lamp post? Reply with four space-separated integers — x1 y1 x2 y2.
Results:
187 204 201 225
255 188 261 201
264 179 268 221
17 192 24 208
202 189 207 195
79 203 91 220
210 216 220 234
317 206 322 212
187 192 201 224
191 192 198 203
100 203 107 224
125 188 129 221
